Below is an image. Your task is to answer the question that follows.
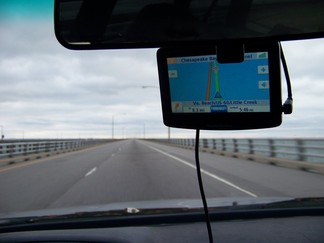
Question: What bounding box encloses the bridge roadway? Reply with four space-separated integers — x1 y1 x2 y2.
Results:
1 139 324 214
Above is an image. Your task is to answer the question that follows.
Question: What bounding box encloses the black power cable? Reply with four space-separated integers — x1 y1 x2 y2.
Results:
279 42 293 114
195 129 214 243
192 42 293 243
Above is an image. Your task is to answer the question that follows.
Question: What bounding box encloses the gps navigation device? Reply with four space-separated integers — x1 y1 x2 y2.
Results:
157 43 282 130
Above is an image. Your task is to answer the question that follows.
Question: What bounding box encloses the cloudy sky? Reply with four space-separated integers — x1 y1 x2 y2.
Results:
1 0 324 139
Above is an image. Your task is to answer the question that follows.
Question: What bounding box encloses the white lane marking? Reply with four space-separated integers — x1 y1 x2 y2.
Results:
85 167 97 177
145 144 258 198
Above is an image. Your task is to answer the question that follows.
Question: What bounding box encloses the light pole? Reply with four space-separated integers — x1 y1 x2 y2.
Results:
143 123 146 139
142 85 171 141
112 115 114 139
0 125 4 142
111 113 126 139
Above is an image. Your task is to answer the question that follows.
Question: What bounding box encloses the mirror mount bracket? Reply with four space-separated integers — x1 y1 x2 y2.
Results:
216 43 245 63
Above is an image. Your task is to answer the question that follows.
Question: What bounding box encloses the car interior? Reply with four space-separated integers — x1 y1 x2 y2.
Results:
1 0 324 242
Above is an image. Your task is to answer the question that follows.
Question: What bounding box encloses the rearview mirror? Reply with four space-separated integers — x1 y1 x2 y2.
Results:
157 42 282 130
54 0 324 50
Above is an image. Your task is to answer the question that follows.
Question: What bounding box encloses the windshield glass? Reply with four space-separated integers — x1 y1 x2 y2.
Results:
1 0 324 217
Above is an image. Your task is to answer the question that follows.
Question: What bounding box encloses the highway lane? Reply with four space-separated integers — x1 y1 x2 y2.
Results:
143 141 324 198
1 139 324 214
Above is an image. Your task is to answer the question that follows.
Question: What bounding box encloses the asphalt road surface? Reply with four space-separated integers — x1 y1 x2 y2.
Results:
1 139 324 214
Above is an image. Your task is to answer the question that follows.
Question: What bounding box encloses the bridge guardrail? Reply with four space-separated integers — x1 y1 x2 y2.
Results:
0 139 113 160
153 138 324 174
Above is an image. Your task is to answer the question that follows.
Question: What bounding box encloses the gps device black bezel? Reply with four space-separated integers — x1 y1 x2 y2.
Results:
157 42 282 130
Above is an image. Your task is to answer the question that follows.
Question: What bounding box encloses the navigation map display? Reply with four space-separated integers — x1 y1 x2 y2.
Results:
157 43 282 130
167 52 270 113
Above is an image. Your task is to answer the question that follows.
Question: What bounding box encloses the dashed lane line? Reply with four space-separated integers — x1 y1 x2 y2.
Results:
85 167 97 177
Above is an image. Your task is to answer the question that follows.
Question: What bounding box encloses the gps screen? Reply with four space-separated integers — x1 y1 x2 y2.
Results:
167 52 270 113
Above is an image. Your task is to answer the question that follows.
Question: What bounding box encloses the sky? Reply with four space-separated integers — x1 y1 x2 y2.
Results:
1 0 324 139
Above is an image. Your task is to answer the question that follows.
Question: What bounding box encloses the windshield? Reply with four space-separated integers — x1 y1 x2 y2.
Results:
1 0 324 217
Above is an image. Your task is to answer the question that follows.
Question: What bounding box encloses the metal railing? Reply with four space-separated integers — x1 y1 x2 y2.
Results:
156 138 324 164
0 139 113 159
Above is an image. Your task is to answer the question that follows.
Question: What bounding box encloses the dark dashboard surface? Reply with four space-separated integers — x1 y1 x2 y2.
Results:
1 216 323 243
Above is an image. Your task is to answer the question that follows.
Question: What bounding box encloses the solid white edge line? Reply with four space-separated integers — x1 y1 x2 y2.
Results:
85 167 97 177
145 144 258 198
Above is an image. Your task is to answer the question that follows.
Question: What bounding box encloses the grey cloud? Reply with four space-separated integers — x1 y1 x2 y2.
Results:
1 19 324 139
